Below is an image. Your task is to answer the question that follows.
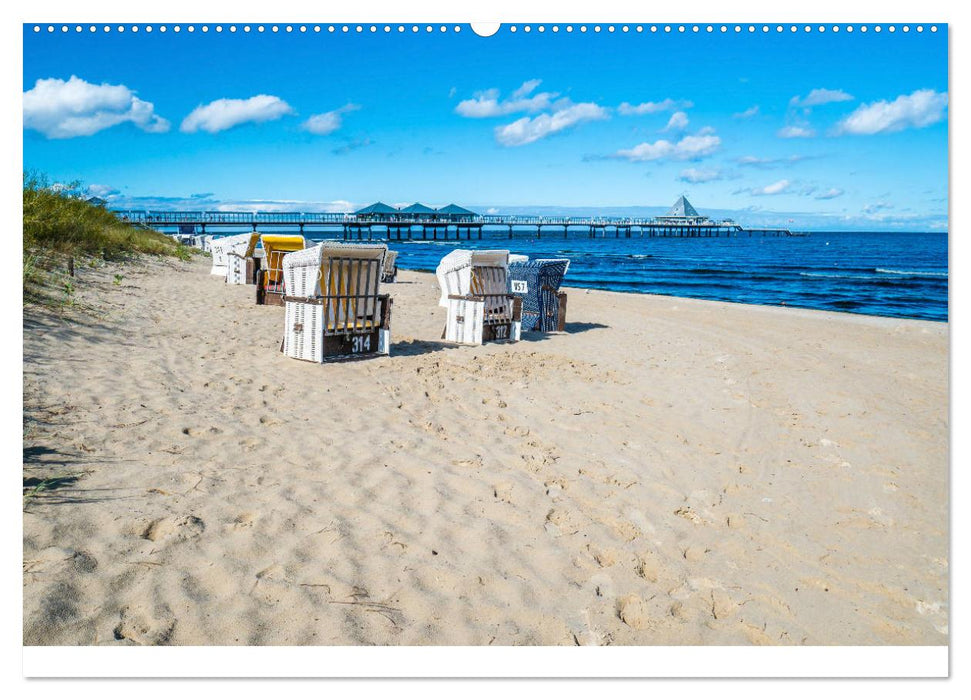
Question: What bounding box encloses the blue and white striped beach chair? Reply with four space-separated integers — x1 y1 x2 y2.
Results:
507 258 571 332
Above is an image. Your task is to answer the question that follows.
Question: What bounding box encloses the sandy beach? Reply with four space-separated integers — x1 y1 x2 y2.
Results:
22 255 948 646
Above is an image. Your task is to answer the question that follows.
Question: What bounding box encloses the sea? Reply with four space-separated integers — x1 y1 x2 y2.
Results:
247 229 949 322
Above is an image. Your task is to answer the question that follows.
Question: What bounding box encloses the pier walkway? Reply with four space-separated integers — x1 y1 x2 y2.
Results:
116 210 794 240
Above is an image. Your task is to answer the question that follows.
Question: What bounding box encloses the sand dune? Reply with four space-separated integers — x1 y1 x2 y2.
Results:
23 256 948 645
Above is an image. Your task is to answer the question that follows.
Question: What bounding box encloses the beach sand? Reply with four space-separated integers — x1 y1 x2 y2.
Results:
23 256 948 646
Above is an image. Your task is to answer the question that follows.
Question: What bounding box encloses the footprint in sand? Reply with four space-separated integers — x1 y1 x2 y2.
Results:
228 513 256 530
113 605 176 645
142 515 205 543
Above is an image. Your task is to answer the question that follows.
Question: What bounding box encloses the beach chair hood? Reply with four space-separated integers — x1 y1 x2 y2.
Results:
436 249 510 306
283 241 387 298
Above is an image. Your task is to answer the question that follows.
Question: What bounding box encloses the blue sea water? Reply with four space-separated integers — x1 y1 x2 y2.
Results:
266 228 947 322
374 230 948 323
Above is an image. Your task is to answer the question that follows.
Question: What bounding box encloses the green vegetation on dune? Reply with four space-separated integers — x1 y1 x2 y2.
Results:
23 172 193 306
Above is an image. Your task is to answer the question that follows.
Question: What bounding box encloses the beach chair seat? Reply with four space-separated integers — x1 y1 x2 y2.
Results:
256 234 305 305
281 242 391 362
224 233 261 285
436 249 522 345
381 250 399 283
508 258 571 332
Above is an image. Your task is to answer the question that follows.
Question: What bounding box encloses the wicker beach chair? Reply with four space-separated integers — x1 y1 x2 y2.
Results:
436 249 522 345
281 242 391 361
381 250 399 283
256 234 305 305
225 233 260 285
208 235 239 276
508 258 571 332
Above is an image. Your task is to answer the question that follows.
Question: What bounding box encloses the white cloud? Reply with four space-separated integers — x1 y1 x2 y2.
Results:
834 89 948 135
778 125 816 138
790 88 854 108
215 199 353 214
302 103 360 135
23 75 170 139
85 183 119 198
495 102 608 146
814 188 844 200
617 99 693 115
613 129 721 162
663 111 689 132
455 80 557 118
180 95 294 133
679 167 731 184
749 179 791 196
733 105 760 119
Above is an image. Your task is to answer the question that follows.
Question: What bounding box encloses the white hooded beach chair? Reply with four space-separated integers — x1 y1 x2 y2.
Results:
256 234 305 305
436 249 522 345
226 233 260 284
208 235 238 276
281 242 391 362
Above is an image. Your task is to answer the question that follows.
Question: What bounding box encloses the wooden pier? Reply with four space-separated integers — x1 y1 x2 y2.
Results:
116 210 794 240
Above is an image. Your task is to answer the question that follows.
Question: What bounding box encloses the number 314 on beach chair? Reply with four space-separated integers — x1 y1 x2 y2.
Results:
281 242 392 362
436 249 522 345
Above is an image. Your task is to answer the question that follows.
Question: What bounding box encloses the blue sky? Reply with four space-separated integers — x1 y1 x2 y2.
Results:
23 23 948 230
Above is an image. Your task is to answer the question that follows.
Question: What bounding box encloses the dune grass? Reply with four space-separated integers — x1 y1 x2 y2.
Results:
23 172 193 306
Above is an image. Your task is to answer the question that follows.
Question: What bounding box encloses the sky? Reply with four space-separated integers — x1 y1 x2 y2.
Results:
23 23 948 230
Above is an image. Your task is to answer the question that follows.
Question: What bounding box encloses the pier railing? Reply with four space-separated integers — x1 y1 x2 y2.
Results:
114 210 789 237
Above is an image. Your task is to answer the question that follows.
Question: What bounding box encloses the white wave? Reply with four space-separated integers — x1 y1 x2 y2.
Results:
876 268 948 278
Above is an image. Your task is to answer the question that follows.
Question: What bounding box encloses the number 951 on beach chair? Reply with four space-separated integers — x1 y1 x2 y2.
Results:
436 249 522 345
507 258 571 332
281 242 392 362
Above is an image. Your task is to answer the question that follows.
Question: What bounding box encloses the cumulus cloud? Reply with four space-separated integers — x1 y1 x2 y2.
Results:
678 167 733 184
180 95 294 133
814 188 844 200
834 89 948 135
739 179 791 196
495 102 608 146
215 199 354 213
733 105 760 119
617 98 693 115
663 111 689 132
613 129 721 162
302 103 360 135
85 183 120 198
778 125 816 138
23 75 170 139
790 88 854 108
455 80 557 117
